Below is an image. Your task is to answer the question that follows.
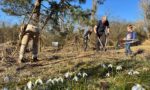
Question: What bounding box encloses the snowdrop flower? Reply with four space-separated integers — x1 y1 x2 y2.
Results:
101 64 107 68
4 76 10 83
106 72 110 77
58 77 64 83
64 72 72 78
108 64 113 68
35 78 43 86
27 81 33 90
128 70 134 75
128 72 133 75
116 65 122 71
64 72 70 78
73 76 78 82
46 79 54 85
128 70 140 76
53 77 63 83
133 71 140 75
82 72 88 78
132 84 145 90
77 72 82 76
53 78 59 83
2 87 8 90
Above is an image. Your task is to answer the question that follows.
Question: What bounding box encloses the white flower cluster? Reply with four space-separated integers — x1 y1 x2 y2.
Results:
101 64 123 77
25 77 64 90
128 70 140 76
102 63 123 71
116 65 122 71
24 71 88 90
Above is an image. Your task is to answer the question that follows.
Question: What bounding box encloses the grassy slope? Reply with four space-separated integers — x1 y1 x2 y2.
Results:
0 40 150 89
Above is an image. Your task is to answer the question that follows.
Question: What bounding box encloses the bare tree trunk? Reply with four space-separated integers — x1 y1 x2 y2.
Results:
31 0 42 25
32 0 42 51
91 0 97 21
140 0 150 39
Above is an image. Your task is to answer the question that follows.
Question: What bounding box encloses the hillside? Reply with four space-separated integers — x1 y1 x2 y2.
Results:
0 40 150 90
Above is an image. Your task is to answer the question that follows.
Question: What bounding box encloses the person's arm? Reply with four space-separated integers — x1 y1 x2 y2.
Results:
94 25 97 34
106 20 110 34
107 27 110 34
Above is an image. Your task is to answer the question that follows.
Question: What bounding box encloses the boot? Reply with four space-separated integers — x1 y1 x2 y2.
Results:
32 57 38 62
17 58 27 64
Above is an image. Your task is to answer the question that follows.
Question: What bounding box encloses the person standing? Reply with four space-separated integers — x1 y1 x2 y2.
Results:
83 28 93 51
18 0 42 64
124 24 137 56
94 16 110 51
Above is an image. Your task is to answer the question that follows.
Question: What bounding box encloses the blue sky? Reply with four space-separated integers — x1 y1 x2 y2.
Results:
0 0 143 25
81 0 143 22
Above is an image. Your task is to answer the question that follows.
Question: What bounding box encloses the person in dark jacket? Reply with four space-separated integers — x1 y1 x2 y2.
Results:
83 28 93 51
94 16 110 51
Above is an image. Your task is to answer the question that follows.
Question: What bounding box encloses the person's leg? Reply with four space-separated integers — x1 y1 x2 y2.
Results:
128 43 132 55
32 33 39 61
96 36 100 51
84 38 88 51
26 39 33 52
18 34 30 63
125 43 131 56
125 43 128 55
102 33 107 51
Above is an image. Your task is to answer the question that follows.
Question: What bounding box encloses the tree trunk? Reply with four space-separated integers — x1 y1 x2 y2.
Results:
31 0 42 25
32 0 42 51
91 0 97 21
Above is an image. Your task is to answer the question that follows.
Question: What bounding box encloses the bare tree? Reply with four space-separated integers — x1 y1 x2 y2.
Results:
91 0 105 21
140 0 150 39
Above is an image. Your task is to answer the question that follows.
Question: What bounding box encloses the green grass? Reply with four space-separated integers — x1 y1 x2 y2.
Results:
1 57 150 90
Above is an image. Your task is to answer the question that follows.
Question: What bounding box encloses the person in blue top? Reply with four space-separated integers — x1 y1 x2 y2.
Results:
123 24 137 56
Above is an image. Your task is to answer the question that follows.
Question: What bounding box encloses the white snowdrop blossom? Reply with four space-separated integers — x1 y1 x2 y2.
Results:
4 76 10 83
82 72 88 78
116 65 122 71
35 78 43 86
128 70 134 75
64 72 73 78
133 71 140 75
108 64 113 68
132 84 145 90
58 77 64 83
27 81 33 90
73 76 78 82
106 72 110 77
77 72 82 76
128 70 140 76
64 72 69 78
46 79 54 85
128 71 133 75
53 78 59 83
